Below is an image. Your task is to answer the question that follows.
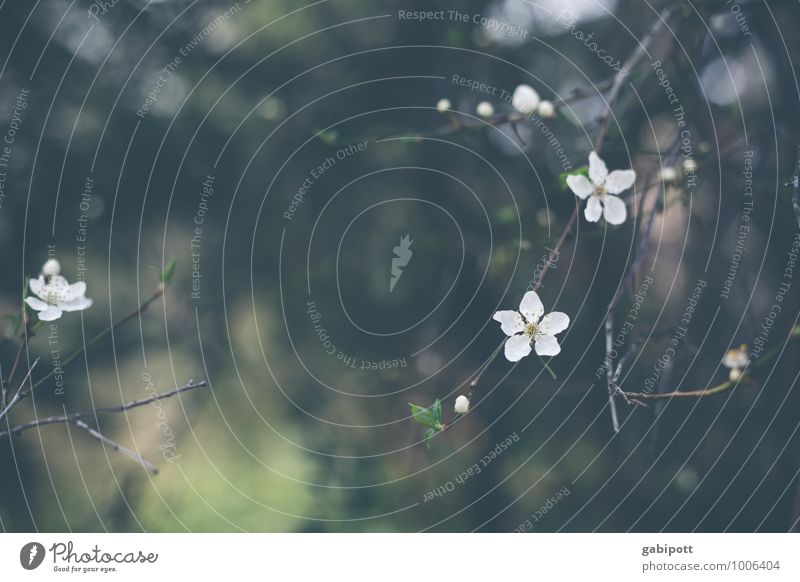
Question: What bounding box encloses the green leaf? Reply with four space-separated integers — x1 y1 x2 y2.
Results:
559 166 589 191
424 428 436 449
432 399 442 424
409 402 438 429
160 259 177 284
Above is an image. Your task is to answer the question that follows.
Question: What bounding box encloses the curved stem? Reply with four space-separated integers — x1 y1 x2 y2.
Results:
620 335 796 401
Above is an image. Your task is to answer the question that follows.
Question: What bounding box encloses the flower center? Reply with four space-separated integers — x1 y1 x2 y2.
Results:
524 323 539 338
593 185 607 199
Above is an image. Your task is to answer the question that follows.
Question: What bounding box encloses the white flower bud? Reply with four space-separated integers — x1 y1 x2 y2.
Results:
476 101 494 118
436 98 451 113
682 158 697 173
42 258 61 277
536 100 556 118
512 84 540 115
454 395 470 414
728 368 742 382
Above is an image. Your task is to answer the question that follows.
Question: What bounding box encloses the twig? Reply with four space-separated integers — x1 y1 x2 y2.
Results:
69 419 159 475
620 333 797 400
0 380 208 438
593 5 677 152
2 288 164 417
0 358 40 423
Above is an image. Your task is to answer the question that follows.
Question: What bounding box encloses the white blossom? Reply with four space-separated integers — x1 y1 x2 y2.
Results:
511 84 540 115
476 101 494 118
723 344 749 381
436 98 451 113
537 100 556 118
454 395 470 414
25 262 92 322
566 152 635 226
493 291 569 362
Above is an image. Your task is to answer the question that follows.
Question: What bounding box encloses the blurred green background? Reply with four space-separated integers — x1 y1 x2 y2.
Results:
1 0 799 532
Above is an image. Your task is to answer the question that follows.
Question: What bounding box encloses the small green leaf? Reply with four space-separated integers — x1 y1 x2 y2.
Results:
792 326 800 337
424 428 436 449
409 402 438 429
559 166 589 191
160 259 177 284
432 399 442 424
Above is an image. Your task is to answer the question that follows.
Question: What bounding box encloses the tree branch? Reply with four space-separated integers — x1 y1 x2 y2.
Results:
619 332 798 401
69 418 159 475
0 380 208 438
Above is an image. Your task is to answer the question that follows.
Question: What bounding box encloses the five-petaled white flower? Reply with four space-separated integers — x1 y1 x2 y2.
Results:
25 261 93 322
723 344 749 381
493 291 569 361
566 152 635 226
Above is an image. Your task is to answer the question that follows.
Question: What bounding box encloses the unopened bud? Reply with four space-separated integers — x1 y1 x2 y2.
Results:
476 101 494 118
454 395 470 414
512 84 540 115
536 100 556 118
42 259 61 277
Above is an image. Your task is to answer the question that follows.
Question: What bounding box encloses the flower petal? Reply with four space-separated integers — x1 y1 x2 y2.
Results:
519 291 544 324
493 310 525 336
539 312 570 336
24 296 49 311
65 281 86 301
45 276 71 302
59 297 93 312
37 306 63 321
566 175 594 199
534 334 561 356
603 195 627 225
605 169 636 194
588 151 608 185
504 334 532 362
29 276 46 300
584 196 603 222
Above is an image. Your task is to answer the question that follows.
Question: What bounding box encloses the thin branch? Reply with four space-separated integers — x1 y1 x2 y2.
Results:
0 358 40 423
620 332 797 401
593 5 677 151
69 419 159 475
0 380 208 438
1 288 165 420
